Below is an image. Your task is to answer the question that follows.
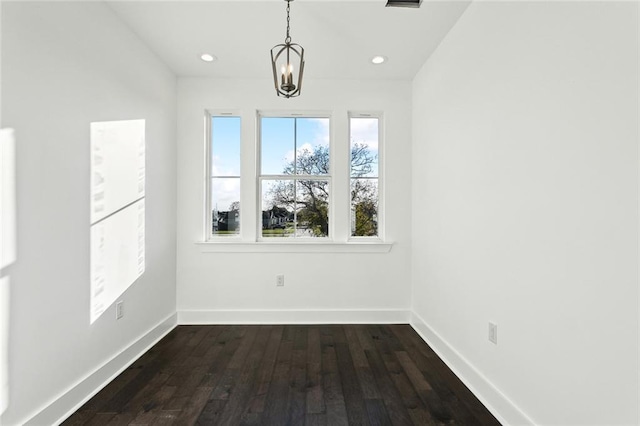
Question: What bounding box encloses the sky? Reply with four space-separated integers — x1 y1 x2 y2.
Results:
210 116 379 213
261 117 329 175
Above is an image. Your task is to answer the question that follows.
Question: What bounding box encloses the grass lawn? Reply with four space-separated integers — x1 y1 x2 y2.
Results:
262 228 294 237
213 230 239 235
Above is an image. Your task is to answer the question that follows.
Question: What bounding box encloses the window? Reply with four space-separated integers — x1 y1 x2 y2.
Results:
259 114 331 239
207 113 241 238
350 114 380 238
1 128 16 270
202 110 386 249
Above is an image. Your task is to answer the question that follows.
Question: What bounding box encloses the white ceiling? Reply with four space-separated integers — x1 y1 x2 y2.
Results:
107 0 470 80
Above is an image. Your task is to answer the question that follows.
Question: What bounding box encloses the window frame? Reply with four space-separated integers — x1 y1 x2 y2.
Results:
200 109 392 252
256 111 333 242
204 110 242 241
348 111 384 242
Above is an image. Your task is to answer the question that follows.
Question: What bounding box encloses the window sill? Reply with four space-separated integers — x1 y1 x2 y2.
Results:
195 240 393 253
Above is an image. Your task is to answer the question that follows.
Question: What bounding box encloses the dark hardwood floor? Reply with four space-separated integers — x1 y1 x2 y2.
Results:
63 325 501 425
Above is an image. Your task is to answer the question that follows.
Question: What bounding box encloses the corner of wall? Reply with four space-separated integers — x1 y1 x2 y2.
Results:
24 314 177 426
409 312 534 426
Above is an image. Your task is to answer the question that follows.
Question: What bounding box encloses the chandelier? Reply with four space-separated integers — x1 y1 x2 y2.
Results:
270 0 305 98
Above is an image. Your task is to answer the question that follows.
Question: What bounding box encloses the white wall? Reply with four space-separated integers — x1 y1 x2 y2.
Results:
1 2 177 424
412 2 638 425
177 78 412 322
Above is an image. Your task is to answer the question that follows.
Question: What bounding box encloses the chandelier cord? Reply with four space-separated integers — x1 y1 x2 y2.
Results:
285 0 291 44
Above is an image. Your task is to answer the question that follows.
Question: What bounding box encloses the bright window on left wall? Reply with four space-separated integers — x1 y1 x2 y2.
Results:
90 119 145 324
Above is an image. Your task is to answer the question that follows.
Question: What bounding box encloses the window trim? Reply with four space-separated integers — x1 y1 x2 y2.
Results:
196 240 392 253
348 111 384 242
256 111 333 242
204 110 242 241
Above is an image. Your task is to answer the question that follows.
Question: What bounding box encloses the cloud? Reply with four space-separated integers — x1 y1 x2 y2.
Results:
211 154 240 176
309 118 330 147
350 118 379 152
211 178 240 211
285 142 314 163
211 155 223 175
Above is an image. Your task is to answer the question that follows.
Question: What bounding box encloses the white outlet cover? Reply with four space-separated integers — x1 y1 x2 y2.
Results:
488 322 498 344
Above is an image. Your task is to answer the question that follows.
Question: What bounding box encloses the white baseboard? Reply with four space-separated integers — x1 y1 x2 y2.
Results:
410 312 534 426
178 309 411 325
24 313 178 426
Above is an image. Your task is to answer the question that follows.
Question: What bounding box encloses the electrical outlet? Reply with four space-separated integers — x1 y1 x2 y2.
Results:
488 322 497 344
116 301 124 319
276 274 285 286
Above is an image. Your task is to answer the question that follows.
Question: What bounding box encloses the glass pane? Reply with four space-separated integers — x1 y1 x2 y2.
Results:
295 118 330 175
261 179 295 238
296 180 329 238
211 178 240 236
351 179 378 237
350 117 378 178
211 116 241 176
261 117 295 175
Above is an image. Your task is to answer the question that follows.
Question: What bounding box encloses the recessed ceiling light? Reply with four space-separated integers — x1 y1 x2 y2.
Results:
200 53 217 62
371 56 387 65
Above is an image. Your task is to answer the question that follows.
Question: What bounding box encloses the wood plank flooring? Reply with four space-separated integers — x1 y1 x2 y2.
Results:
63 325 501 425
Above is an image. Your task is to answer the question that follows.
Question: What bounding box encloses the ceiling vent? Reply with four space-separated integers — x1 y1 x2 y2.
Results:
385 0 422 7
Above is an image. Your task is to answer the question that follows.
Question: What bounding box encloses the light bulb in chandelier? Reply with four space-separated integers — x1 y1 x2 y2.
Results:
280 63 296 92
